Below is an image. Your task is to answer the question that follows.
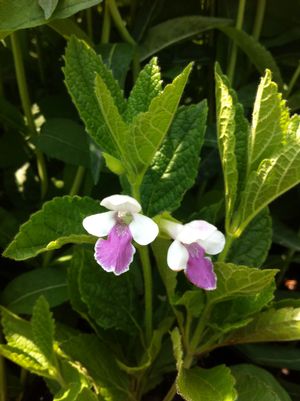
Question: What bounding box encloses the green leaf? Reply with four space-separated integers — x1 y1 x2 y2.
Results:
219 27 283 87
0 96 28 135
3 196 100 261
227 208 272 267
76 246 139 333
247 70 289 172
174 290 205 318
49 18 93 46
68 248 90 319
53 383 82 401
141 101 207 216
231 364 291 401
177 364 237 401
0 307 51 377
0 207 19 248
237 343 300 371
0 0 101 33
208 263 277 330
38 0 59 19
76 388 99 401
272 219 300 251
170 327 183 370
1 267 68 314
225 307 300 344
61 334 130 401
208 263 277 305
63 36 125 158
96 43 134 87
140 16 232 61
93 74 131 173
34 119 90 167
124 57 162 122
31 296 55 366
171 327 237 401
215 64 249 226
236 116 300 233
95 63 192 179
128 63 193 177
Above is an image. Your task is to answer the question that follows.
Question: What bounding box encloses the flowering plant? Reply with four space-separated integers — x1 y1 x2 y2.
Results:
1 12 300 401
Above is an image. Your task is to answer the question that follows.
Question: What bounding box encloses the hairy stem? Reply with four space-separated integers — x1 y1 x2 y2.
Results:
226 0 247 83
11 31 48 198
252 0 266 40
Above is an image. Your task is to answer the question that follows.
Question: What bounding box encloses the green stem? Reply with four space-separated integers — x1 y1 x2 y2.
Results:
277 249 295 285
162 381 177 401
86 7 93 40
286 61 300 97
16 368 27 401
107 0 136 45
138 246 153 345
226 0 247 83
189 304 211 353
217 233 235 262
101 0 111 43
69 166 85 196
131 184 153 345
11 31 48 198
252 0 266 41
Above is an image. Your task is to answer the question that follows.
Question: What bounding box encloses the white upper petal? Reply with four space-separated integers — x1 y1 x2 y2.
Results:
129 213 159 245
100 194 141 213
160 219 184 240
177 220 218 244
82 211 116 237
198 230 225 255
167 240 189 271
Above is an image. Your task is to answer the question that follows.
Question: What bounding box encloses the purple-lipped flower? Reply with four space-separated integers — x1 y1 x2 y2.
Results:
161 219 225 290
83 195 159 275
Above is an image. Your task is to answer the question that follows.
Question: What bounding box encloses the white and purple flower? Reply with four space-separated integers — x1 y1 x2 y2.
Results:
161 219 225 290
83 195 159 275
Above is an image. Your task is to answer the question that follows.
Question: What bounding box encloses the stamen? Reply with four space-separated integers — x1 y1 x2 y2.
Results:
117 211 133 225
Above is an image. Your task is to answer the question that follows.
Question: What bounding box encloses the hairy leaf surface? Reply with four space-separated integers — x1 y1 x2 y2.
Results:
141 102 207 216
231 364 291 401
64 37 124 157
124 57 162 122
77 247 139 333
3 196 100 260
0 0 101 33
226 307 300 344
61 334 130 401
228 208 272 267
31 297 55 367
